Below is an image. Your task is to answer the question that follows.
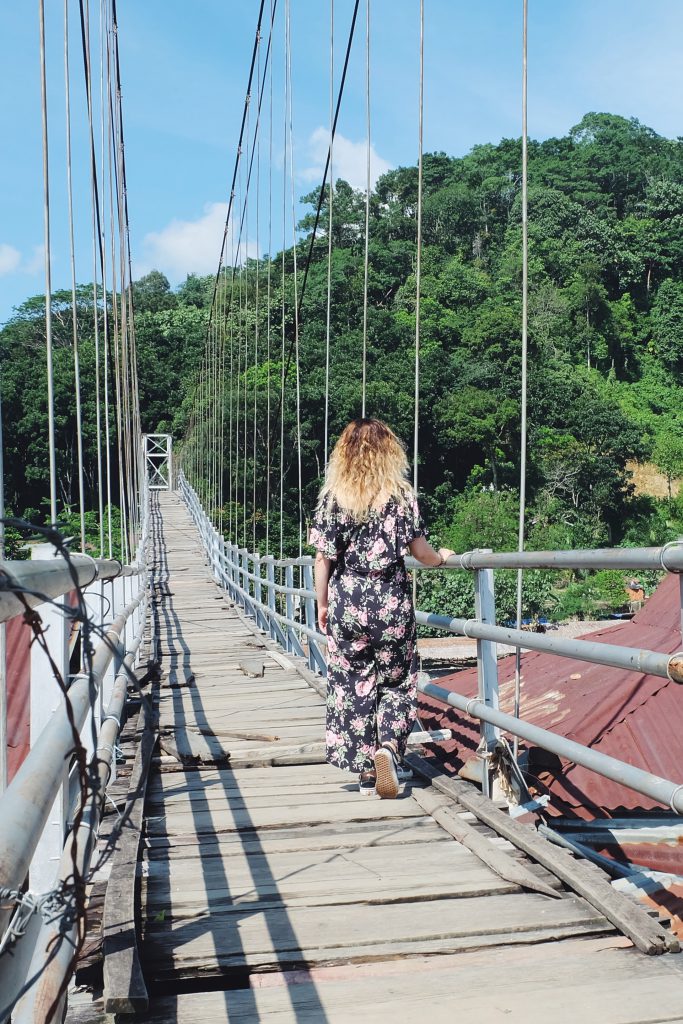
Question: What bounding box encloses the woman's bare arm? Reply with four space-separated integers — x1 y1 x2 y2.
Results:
314 551 333 630
409 535 454 567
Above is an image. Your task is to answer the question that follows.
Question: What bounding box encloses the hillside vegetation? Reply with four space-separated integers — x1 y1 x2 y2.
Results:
2 112 682 616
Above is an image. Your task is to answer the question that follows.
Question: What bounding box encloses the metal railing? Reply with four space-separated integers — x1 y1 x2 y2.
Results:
180 471 683 815
0 523 150 1021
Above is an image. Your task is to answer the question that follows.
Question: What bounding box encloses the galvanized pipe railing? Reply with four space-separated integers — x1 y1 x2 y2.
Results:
0 556 135 623
5 610 149 1024
0 589 145 938
179 471 683 811
444 545 683 572
415 610 683 684
419 678 683 814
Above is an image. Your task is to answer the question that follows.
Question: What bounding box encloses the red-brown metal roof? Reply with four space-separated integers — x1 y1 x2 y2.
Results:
418 572 683 820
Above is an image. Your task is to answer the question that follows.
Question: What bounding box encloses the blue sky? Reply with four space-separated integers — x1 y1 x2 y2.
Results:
2 0 683 324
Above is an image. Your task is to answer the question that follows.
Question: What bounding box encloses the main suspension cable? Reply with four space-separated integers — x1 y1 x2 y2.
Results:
268 0 360 456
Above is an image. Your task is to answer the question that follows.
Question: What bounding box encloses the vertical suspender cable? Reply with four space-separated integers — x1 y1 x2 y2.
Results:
265 0 274 553
253 34 261 552
513 0 529 756
413 0 424 497
268 0 359 458
324 0 334 469
280 23 287 562
64 0 87 551
81 0 106 557
108 13 127 540
39 0 58 526
242 95 250 546
100 0 113 558
219 269 226 536
360 0 371 418
285 0 303 556
413 0 424 603
0 381 6 793
236 153 244 541
112 0 143 552
229 231 236 540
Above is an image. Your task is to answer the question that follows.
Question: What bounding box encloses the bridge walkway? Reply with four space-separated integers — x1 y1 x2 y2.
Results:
69 491 683 1023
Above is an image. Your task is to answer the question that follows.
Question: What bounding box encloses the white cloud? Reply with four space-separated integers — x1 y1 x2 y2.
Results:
301 127 392 191
0 243 21 276
134 202 257 282
23 245 44 275
0 243 44 278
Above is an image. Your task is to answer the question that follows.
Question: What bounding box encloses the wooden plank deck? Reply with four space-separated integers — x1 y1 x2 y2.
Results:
68 491 683 1022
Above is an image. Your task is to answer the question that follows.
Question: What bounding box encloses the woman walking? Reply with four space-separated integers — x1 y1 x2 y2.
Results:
310 419 453 798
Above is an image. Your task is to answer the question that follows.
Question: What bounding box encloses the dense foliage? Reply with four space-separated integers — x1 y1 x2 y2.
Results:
2 112 683 616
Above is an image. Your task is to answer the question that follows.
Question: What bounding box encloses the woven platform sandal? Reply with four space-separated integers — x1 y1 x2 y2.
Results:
374 744 400 799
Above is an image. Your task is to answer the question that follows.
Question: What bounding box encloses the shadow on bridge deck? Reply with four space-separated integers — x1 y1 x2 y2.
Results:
67 491 683 1024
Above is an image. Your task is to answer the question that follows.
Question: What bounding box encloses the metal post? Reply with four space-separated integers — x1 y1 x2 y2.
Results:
226 542 235 599
265 561 276 641
218 533 224 583
266 561 288 648
29 544 70 894
474 557 499 798
303 564 325 675
284 565 306 659
254 555 265 632
241 551 250 614
284 565 295 652
82 577 105 767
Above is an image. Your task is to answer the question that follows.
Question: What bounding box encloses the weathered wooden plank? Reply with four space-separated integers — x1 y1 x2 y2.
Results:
406 752 679 955
141 892 609 977
144 796 425 835
145 786 394 810
119 937 683 1024
143 870 517 916
101 705 157 1013
158 723 324 743
147 763 346 793
143 840 504 911
158 733 327 767
142 816 448 857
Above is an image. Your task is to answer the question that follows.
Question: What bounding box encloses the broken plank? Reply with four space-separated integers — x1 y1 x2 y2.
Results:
411 787 561 898
405 752 678 955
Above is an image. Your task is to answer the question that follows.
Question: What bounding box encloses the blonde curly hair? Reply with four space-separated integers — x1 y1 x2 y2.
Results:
318 418 413 521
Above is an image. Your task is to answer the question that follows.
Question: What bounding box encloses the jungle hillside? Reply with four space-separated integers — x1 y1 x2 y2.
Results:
2 112 683 621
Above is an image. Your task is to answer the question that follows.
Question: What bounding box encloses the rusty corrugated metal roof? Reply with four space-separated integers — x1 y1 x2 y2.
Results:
418 572 683 820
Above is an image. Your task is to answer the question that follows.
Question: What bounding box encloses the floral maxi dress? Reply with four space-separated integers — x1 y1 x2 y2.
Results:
310 495 425 775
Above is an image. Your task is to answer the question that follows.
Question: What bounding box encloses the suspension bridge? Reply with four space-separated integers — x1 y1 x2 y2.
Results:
1 1 683 1022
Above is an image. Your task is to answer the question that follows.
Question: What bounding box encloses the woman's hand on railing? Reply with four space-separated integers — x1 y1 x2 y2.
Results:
409 536 455 567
